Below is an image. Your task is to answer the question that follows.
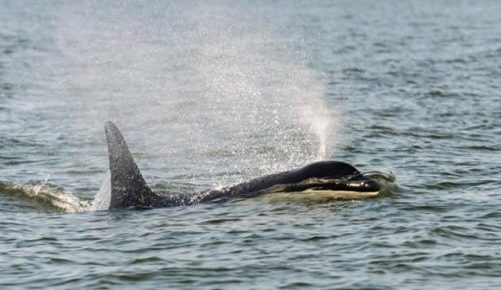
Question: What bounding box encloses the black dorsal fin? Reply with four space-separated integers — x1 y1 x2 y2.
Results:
105 121 158 209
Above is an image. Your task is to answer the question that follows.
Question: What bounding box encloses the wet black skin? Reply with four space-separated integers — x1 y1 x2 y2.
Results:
105 121 381 209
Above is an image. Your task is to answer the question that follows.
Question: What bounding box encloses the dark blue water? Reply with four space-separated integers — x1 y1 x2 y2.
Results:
1 0 501 288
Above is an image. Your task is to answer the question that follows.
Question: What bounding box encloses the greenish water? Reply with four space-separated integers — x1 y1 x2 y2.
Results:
1 0 501 289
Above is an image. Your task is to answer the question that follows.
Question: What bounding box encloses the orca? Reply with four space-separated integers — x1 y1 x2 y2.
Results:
105 121 388 209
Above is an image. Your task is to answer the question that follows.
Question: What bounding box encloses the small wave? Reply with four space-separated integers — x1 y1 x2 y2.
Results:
362 170 396 183
0 181 91 213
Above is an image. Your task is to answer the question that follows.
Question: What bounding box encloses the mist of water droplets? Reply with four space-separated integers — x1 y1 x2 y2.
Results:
51 1 339 190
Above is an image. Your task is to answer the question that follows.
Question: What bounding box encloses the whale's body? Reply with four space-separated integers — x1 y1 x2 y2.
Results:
105 121 384 209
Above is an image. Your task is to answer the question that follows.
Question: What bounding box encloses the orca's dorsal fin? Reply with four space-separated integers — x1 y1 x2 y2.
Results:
105 121 158 209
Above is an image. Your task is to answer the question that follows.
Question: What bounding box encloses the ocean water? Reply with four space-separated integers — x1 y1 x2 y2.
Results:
1 0 501 289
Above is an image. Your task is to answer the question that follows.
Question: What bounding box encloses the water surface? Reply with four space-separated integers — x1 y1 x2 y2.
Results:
1 0 501 289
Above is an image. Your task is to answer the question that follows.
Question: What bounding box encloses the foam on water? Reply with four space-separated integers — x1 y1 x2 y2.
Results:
0 181 90 213
89 173 111 211
0 174 111 212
